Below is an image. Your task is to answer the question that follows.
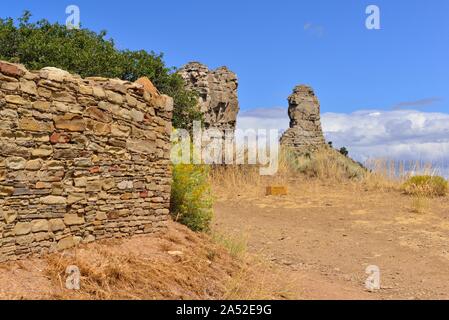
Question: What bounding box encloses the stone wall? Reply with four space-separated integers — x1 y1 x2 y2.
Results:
178 62 239 131
280 85 326 153
0 61 173 261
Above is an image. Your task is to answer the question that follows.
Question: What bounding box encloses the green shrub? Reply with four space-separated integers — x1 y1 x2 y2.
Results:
339 147 349 157
170 164 213 232
0 11 202 130
402 175 448 197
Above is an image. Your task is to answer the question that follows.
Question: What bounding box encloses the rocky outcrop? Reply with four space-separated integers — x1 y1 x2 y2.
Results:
0 60 173 262
178 62 239 131
280 85 326 153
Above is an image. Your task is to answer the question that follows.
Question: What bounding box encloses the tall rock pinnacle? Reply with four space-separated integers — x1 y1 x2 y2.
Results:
178 62 239 131
280 85 326 152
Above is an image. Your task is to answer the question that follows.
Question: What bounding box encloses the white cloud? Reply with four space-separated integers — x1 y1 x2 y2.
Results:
238 108 290 134
303 22 325 38
237 108 449 173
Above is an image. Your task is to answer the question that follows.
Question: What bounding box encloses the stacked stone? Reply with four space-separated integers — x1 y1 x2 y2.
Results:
178 62 239 131
280 85 326 153
0 61 173 261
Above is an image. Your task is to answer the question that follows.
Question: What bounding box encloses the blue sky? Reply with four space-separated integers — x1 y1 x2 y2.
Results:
3 0 449 114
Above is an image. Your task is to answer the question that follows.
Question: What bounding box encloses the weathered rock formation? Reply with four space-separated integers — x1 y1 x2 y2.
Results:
0 60 173 261
280 85 326 152
178 62 239 131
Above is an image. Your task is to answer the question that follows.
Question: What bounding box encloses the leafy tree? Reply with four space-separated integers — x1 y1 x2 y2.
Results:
0 11 202 129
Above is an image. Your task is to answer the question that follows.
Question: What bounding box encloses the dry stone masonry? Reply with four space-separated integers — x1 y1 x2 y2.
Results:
178 62 239 131
281 85 326 153
0 60 173 261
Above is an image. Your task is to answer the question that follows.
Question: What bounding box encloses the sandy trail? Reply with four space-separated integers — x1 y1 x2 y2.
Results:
213 181 449 300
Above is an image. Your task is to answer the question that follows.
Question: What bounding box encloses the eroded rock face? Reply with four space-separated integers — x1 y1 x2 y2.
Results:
280 85 326 153
178 62 239 131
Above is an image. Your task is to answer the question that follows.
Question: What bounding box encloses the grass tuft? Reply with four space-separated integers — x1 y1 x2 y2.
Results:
402 175 448 197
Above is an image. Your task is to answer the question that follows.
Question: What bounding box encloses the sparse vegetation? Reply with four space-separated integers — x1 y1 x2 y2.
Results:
212 232 248 260
402 175 448 197
285 147 365 181
210 147 367 198
170 164 214 232
222 257 290 300
410 195 429 214
360 159 404 192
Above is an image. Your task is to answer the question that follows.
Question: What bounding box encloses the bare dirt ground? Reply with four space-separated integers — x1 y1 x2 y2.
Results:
213 180 449 300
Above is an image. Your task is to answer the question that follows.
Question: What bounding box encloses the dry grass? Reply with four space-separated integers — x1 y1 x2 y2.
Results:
45 239 232 299
410 195 429 214
210 164 264 196
362 161 447 214
211 232 295 299
291 148 365 182
361 159 404 192
46 249 213 299
402 175 448 197
212 232 248 260
210 148 448 214
42 222 286 300
211 147 366 197
209 147 295 197
222 255 296 300
209 147 363 197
